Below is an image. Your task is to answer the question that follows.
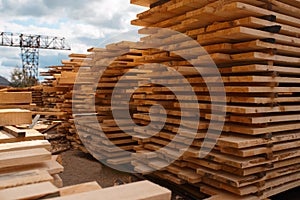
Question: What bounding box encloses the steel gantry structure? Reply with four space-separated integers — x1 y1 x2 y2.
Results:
0 32 71 80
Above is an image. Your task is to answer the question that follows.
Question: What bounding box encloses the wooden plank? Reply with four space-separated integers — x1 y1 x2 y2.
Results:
0 109 32 126
198 16 300 37
173 39 300 58
202 186 258 200
0 129 44 144
0 169 53 189
187 2 300 28
0 148 51 169
0 159 64 175
48 181 171 200
201 170 300 196
197 26 300 47
130 0 159 7
277 0 300 8
0 140 51 153
2 126 26 138
269 0 300 18
261 178 300 199
197 161 300 188
218 131 300 149
0 92 32 105
220 140 300 157
52 174 63 188
59 181 102 196
58 72 77 85
0 181 58 200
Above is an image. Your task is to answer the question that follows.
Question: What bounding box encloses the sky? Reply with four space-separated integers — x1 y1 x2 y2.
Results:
0 0 146 80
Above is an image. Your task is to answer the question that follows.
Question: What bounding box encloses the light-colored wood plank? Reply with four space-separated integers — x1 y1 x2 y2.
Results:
0 159 64 175
0 182 58 200
0 148 51 169
52 174 63 188
0 169 53 189
59 181 102 196
0 140 51 153
0 130 44 144
48 181 171 200
2 126 25 138
0 109 32 126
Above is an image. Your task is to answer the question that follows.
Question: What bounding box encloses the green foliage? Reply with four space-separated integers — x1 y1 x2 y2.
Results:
10 67 37 87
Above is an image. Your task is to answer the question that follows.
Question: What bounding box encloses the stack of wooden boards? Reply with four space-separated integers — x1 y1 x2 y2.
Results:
125 0 300 199
0 180 171 200
0 91 32 110
40 53 91 153
0 108 65 196
0 110 171 200
0 87 71 154
0 109 32 127
0 141 64 190
0 86 44 107
74 43 150 165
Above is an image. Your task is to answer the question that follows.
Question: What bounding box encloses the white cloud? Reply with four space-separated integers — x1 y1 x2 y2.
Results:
0 0 146 79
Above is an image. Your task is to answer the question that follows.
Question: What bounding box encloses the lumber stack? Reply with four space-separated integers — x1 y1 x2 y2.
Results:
0 147 63 188
1 86 43 107
40 54 91 153
63 53 93 153
0 92 58 151
74 42 149 164
0 122 170 199
0 137 64 189
0 147 65 199
40 64 70 118
0 116 66 198
0 91 32 109
127 0 300 199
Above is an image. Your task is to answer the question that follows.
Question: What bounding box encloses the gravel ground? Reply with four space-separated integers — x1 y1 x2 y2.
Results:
59 149 299 199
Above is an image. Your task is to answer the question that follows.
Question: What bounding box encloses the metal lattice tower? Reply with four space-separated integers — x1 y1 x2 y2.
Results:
0 32 71 80
21 47 39 78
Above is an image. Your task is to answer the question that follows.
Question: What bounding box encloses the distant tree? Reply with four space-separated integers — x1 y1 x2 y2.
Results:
10 67 24 87
10 66 37 87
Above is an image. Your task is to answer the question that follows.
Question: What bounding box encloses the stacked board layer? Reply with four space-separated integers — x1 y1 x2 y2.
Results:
127 0 300 199
1 86 43 107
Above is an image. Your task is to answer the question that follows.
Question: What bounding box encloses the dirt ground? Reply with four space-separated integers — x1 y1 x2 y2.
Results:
59 149 299 200
59 149 138 188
